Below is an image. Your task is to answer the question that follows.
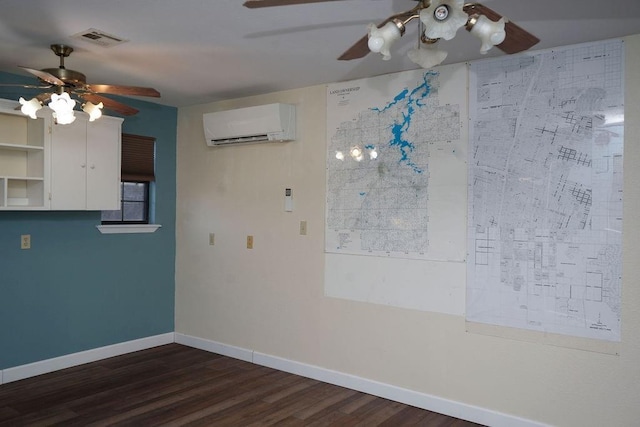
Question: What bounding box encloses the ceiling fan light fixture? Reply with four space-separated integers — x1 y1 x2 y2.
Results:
8 44 160 120
420 0 467 41
49 92 76 125
367 20 405 60
83 101 104 122
19 97 43 119
407 46 448 69
467 15 506 54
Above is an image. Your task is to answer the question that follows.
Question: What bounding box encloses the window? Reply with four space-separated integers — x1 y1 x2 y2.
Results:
101 182 149 223
101 134 156 225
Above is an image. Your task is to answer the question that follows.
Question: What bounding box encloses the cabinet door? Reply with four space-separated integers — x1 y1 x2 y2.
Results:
86 118 121 210
50 118 87 210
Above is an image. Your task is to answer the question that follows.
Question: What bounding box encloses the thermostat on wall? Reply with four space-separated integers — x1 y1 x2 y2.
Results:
285 188 293 212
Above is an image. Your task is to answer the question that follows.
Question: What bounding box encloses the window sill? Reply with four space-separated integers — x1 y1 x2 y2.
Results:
96 224 162 234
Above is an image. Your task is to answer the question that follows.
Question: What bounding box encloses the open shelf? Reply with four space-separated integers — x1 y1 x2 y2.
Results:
0 105 48 209
0 142 45 152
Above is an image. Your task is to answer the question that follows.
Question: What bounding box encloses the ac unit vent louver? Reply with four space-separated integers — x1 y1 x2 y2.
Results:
203 103 296 147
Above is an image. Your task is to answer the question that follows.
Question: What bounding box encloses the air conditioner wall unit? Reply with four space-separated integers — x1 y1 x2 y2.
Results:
204 103 296 146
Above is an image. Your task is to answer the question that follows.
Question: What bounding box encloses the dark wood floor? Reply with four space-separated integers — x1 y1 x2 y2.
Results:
0 344 484 426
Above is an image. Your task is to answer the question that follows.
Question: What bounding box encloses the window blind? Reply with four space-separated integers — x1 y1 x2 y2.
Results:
121 133 156 182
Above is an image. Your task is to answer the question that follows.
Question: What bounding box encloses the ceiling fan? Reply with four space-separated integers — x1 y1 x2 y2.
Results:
3 44 160 120
243 0 539 68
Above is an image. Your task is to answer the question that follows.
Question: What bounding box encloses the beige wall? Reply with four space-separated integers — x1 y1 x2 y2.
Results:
175 35 640 426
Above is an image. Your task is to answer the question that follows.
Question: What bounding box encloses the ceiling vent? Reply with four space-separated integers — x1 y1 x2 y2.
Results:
71 28 129 47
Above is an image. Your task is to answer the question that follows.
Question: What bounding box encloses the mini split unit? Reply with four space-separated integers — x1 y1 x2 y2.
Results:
203 103 296 146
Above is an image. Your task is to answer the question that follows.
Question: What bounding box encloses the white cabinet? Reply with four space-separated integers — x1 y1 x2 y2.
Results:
0 98 122 211
50 115 122 210
0 101 50 209
87 117 122 210
50 116 86 210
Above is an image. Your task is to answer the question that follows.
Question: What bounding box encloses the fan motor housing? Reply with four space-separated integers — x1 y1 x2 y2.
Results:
41 68 87 87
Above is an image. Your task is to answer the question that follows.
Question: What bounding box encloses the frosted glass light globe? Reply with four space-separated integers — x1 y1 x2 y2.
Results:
368 36 385 53
419 0 467 41
367 22 402 60
469 15 506 54
19 97 42 119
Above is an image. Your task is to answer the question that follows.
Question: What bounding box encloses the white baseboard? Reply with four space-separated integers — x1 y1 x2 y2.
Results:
176 333 547 427
174 333 253 362
1 332 546 427
1 332 175 384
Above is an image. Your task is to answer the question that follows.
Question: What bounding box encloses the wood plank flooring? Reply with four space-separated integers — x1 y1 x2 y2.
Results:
0 344 485 426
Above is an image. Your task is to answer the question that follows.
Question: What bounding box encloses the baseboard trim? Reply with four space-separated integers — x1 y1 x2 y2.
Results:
174 333 253 362
1 332 175 384
176 333 547 427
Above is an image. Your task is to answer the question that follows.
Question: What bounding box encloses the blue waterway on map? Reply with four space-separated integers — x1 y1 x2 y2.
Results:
370 71 437 174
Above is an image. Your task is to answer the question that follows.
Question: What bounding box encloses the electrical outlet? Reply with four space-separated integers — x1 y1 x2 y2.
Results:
299 221 307 235
209 233 215 246
21 234 31 249
246 235 254 249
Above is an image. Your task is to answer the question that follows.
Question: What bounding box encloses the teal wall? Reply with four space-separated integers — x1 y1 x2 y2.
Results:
0 71 177 369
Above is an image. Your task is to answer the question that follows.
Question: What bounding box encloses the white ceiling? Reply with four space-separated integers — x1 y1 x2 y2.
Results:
2 0 640 108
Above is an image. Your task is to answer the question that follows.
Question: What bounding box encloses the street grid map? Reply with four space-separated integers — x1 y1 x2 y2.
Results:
466 40 624 341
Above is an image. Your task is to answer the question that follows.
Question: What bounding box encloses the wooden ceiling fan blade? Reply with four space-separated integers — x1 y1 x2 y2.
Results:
338 34 370 61
35 93 52 104
19 66 65 86
464 3 540 54
0 83 53 89
338 10 418 61
244 0 343 8
81 94 139 116
85 84 160 98
500 21 540 54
